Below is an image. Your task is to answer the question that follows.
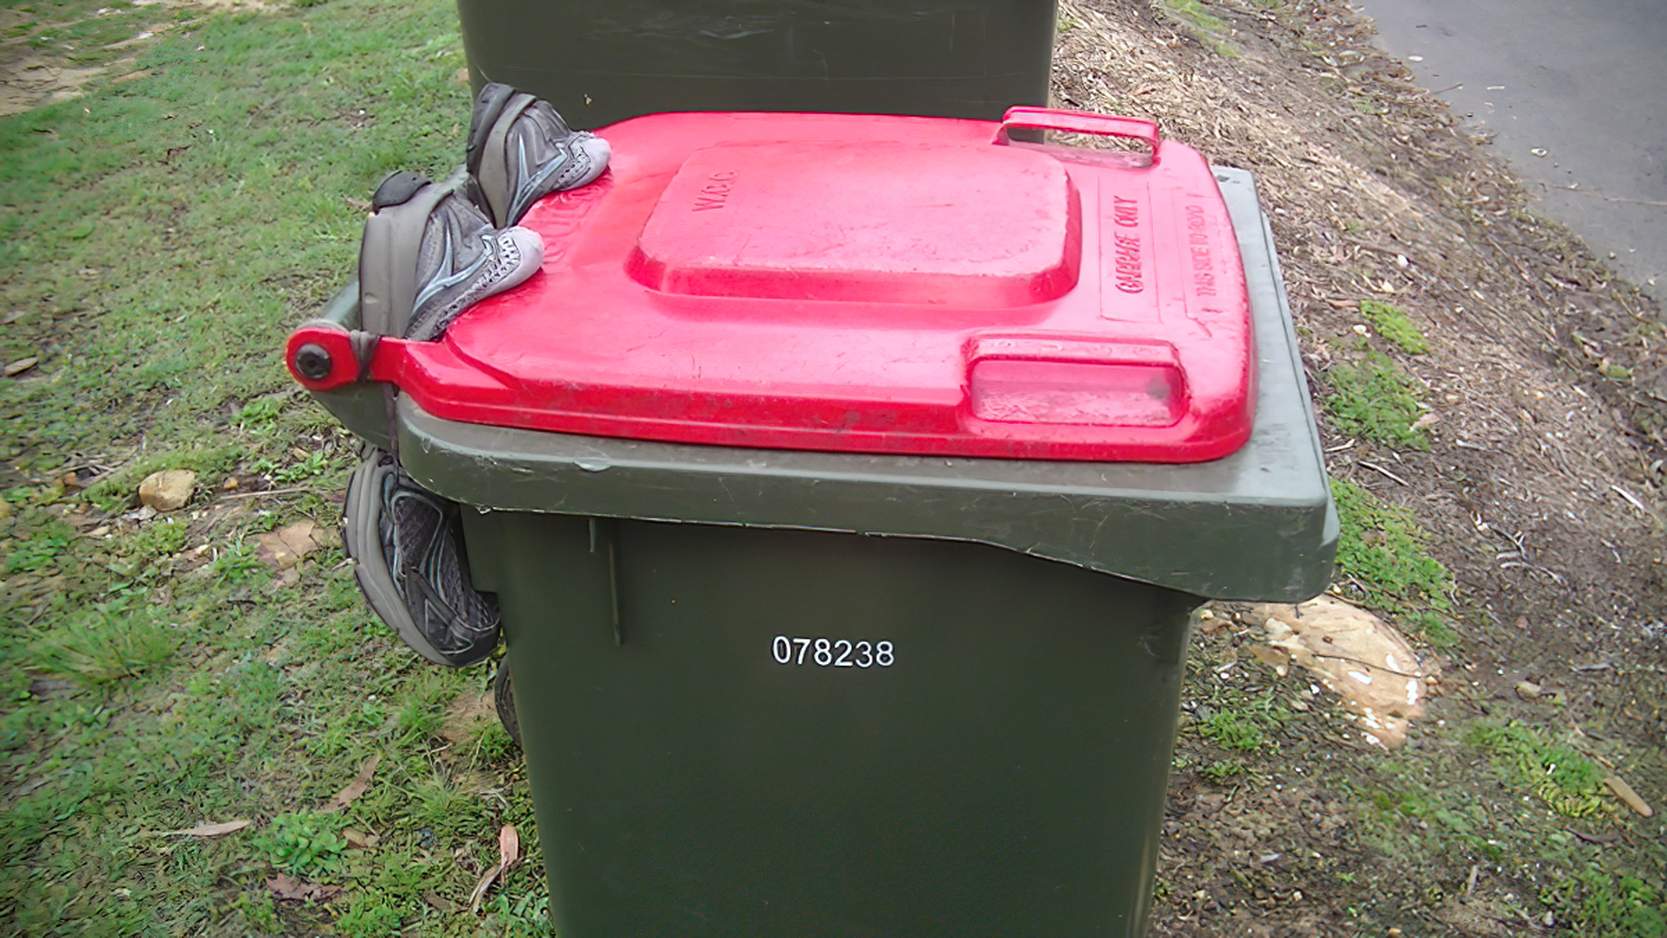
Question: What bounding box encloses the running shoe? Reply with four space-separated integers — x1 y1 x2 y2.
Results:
358 169 543 342
466 82 611 228
343 448 501 667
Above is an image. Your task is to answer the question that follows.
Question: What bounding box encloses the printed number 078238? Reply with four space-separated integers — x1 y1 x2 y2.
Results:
771 636 894 668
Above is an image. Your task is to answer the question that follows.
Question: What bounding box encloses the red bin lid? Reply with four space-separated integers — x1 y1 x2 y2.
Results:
299 108 1254 462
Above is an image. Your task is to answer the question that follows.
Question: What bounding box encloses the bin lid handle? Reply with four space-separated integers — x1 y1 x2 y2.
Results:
992 106 1162 161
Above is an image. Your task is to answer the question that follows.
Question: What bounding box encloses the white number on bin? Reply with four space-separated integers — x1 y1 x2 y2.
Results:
771 636 894 668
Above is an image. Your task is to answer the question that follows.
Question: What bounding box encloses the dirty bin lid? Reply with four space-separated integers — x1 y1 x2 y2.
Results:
307 167 1335 601
307 109 1254 463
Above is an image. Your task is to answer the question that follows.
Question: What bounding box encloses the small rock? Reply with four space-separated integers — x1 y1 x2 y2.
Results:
125 505 158 522
221 476 240 491
1388 929 1403 938
1252 597 1427 748
1530 147 1548 158
1515 680 1542 700
4 357 39 377
89 525 110 537
1352 323 1369 336
138 470 197 512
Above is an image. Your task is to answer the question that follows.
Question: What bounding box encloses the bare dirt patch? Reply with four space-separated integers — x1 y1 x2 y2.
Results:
0 0 278 116
0 49 108 117
1055 0 1666 932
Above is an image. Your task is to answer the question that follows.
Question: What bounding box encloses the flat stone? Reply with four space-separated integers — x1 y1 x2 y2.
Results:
138 469 197 512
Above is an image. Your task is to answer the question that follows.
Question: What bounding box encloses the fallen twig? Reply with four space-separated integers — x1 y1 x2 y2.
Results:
220 486 311 500
1358 460 1410 486
1609 484 1652 516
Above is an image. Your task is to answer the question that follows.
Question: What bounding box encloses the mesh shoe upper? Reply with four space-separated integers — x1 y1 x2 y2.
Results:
468 83 612 228
343 447 501 667
376 458 502 659
405 191 542 341
357 172 543 342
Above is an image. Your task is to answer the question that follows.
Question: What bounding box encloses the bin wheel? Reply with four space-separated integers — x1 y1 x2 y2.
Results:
493 660 521 749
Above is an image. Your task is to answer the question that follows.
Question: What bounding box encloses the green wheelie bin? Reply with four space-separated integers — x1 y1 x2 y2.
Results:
288 106 1336 935
455 0 1060 127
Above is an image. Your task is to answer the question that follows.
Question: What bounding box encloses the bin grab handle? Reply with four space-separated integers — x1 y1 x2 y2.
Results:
992 106 1161 160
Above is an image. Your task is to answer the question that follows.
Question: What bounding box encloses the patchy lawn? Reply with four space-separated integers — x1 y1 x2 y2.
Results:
1 0 544 933
2 0 1663 935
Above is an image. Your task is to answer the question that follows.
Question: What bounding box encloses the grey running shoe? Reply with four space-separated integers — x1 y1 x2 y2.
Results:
358 170 543 342
343 449 501 667
466 82 611 228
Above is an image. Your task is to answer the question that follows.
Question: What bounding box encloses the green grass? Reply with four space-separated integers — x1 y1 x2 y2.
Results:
1543 867 1667 938
1403 610 1460 650
1324 351 1430 449
1157 0 1239 56
1330 479 1456 638
257 811 350 877
3 518 73 573
1467 721 1608 819
0 0 549 932
1199 710 1265 751
1160 0 1226 34
1359 300 1429 355
1358 776 1504 865
1200 758 1247 782
30 598 181 686
1192 688 1290 759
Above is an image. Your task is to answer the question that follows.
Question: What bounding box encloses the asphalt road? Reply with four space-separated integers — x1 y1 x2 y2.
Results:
1356 0 1666 306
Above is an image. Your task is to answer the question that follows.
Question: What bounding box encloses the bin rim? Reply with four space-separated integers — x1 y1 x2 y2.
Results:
352 169 1337 602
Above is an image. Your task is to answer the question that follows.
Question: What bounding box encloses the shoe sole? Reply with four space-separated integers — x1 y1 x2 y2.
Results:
342 451 460 667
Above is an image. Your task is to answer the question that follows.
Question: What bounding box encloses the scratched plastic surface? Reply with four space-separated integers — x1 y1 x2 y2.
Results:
406 110 1252 462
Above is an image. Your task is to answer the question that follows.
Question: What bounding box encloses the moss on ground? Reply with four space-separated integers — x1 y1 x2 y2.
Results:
1324 352 1430 449
1360 299 1429 355
1330 479 1456 646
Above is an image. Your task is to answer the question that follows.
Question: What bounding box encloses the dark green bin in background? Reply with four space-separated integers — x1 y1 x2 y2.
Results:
306 171 1336 935
455 0 1060 126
